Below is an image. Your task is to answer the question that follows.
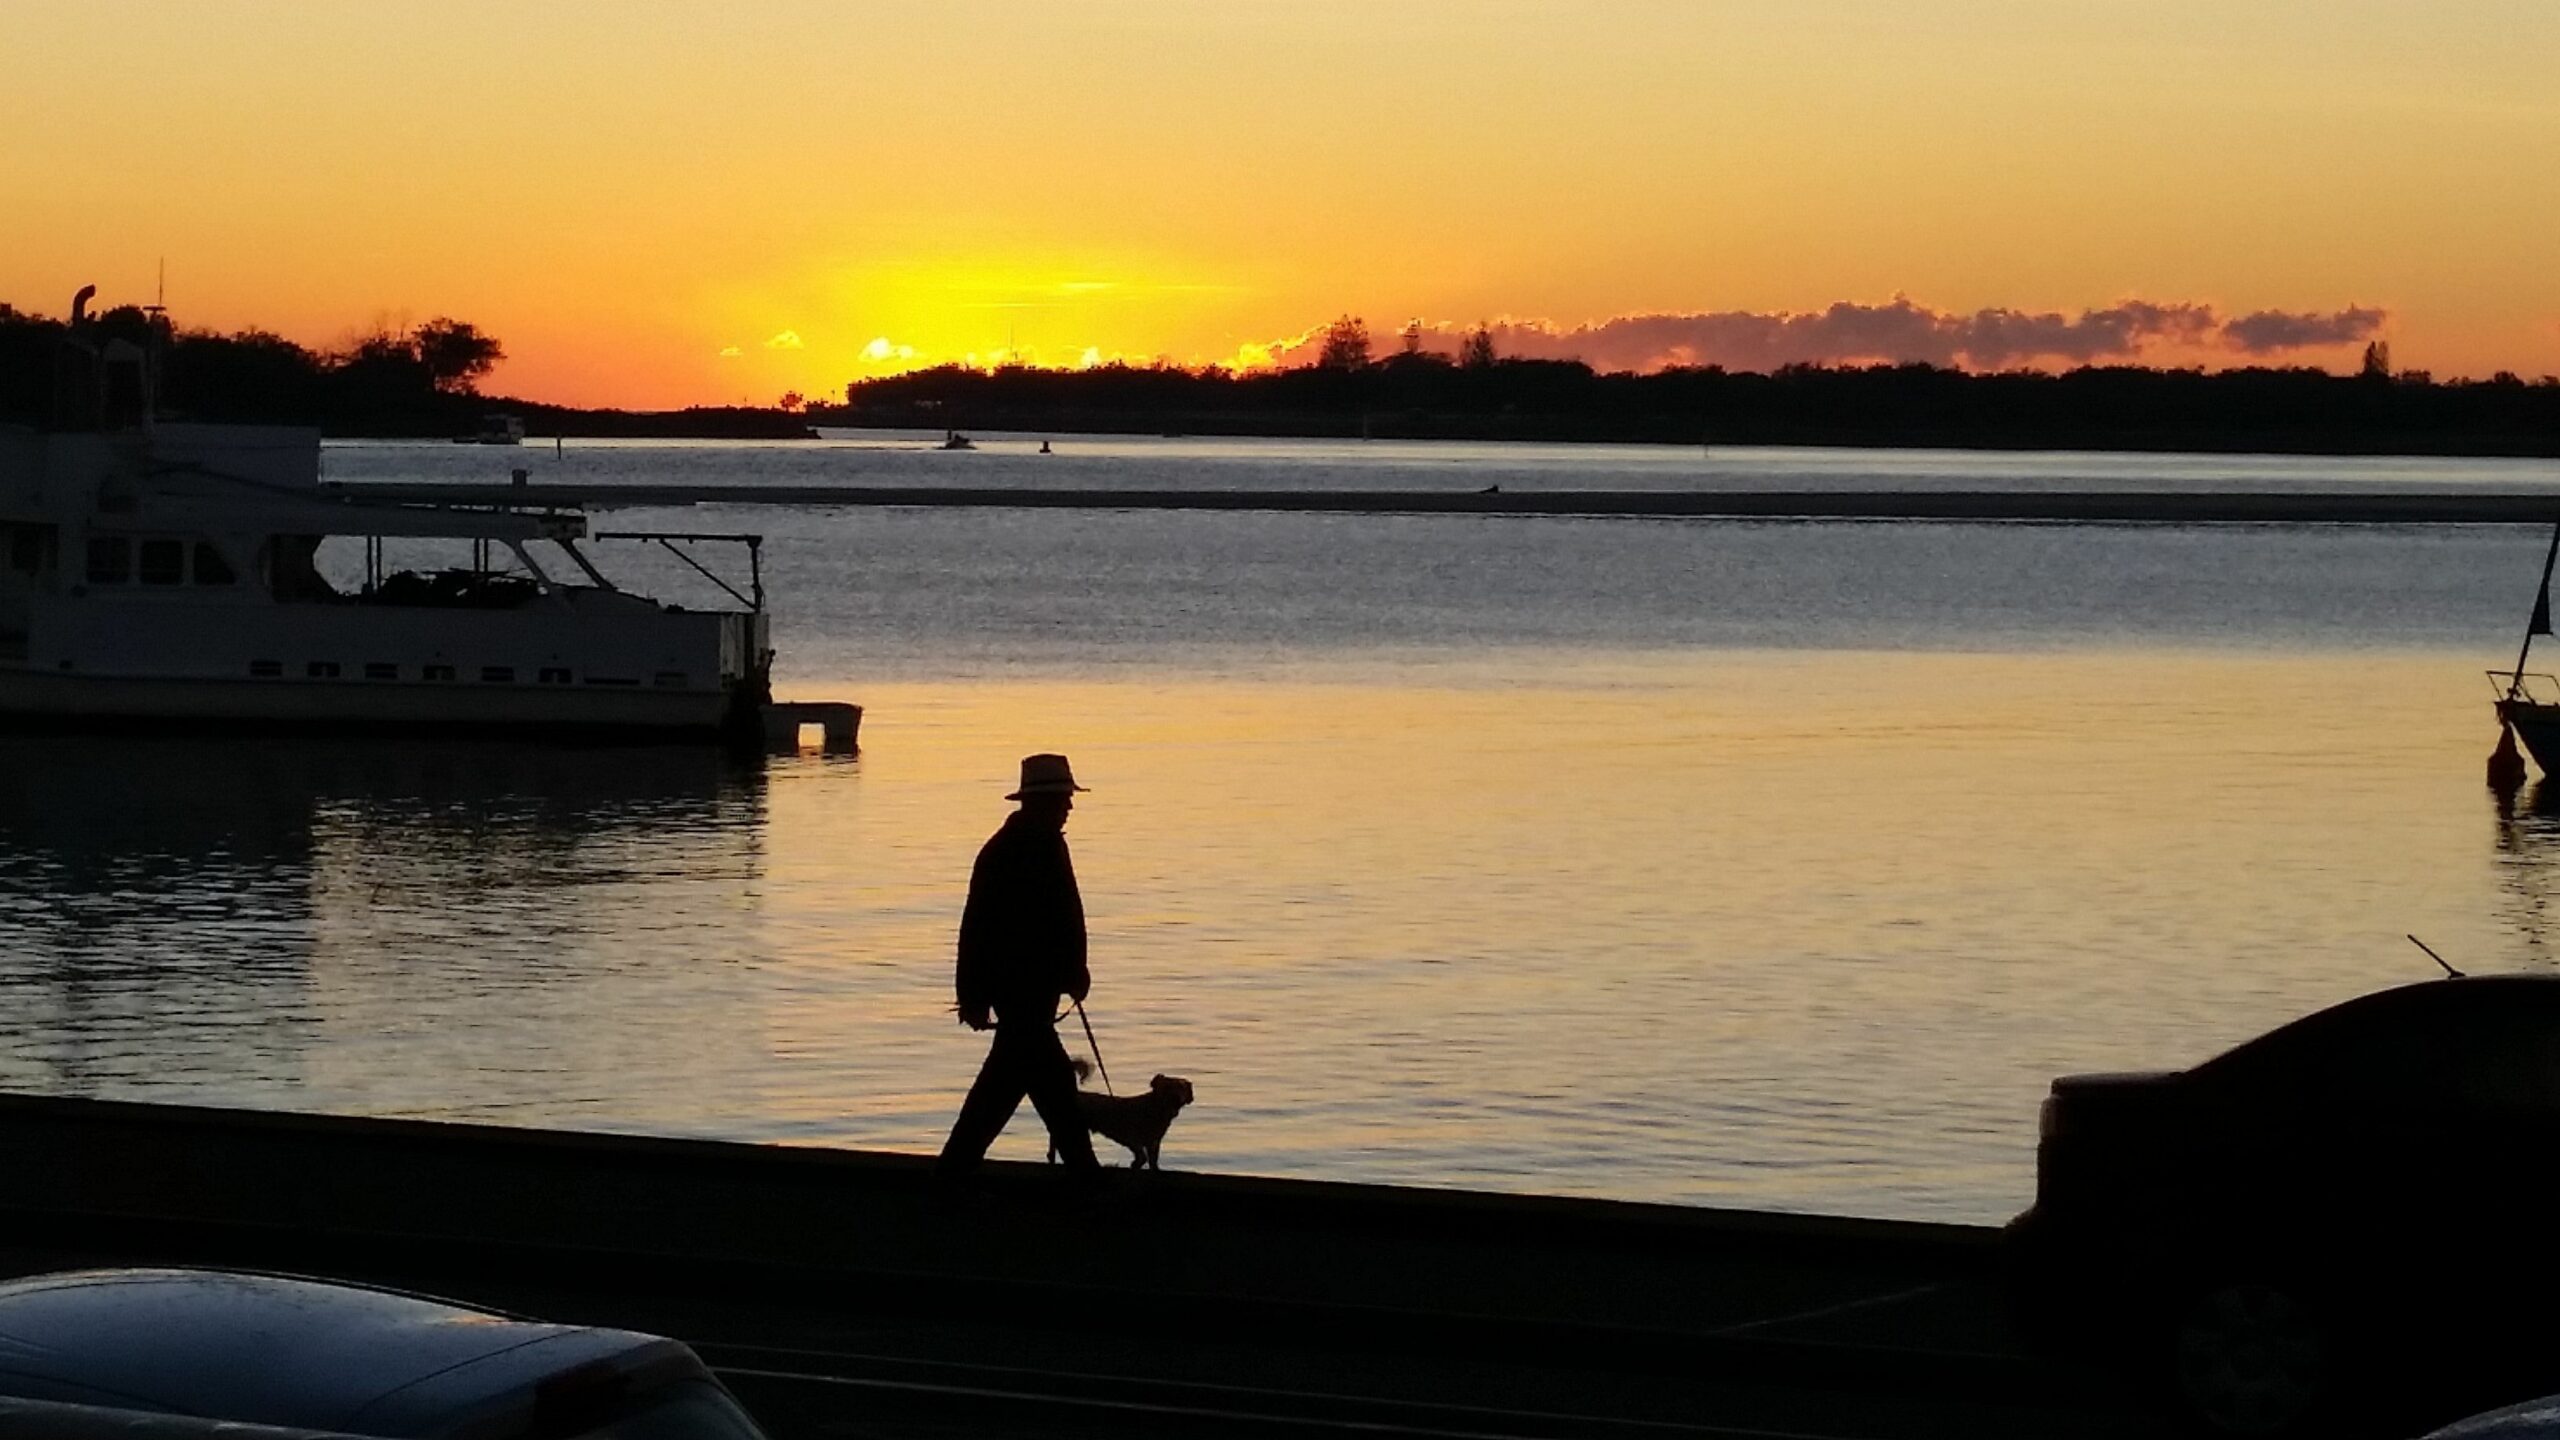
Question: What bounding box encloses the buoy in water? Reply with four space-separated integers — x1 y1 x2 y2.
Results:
2491 724 2529 791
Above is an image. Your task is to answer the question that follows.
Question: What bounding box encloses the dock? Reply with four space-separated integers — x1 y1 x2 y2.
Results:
330 481 2560 525
761 700 861 751
0 1093 2169 1439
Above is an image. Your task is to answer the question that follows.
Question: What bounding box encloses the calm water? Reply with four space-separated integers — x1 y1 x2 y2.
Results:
7 438 2560 1222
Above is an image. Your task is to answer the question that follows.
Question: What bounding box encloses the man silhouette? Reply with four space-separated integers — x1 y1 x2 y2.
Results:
936 753 1102 1175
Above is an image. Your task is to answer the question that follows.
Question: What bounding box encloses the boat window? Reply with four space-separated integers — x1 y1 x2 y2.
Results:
268 536 336 602
6 525 52 575
423 664 456 682
539 667 572 684
482 666 515 683
249 660 282 678
364 662 399 681
192 543 237 586
653 671 687 688
86 537 130 585
138 539 185 586
307 661 341 679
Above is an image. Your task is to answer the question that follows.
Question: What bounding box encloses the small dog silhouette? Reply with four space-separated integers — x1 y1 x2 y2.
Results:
1054 1061 1195 1169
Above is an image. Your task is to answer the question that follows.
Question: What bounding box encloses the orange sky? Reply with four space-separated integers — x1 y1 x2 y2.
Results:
7 1 2557 408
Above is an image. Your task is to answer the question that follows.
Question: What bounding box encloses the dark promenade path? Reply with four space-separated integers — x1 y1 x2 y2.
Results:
0 1094 2172 1439
333 481 2560 525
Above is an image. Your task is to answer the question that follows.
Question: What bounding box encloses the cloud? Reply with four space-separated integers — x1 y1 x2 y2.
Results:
764 330 805 350
860 336 916 363
1243 298 2388 374
2220 306 2387 354
717 345 743 358
1229 321 1331 372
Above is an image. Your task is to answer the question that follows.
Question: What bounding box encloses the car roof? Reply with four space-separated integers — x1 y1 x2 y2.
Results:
2194 974 2560 1079
2422 1391 2560 1437
0 1269 674 1434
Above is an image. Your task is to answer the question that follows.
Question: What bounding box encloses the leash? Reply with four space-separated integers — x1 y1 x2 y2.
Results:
1073 997 1115 1096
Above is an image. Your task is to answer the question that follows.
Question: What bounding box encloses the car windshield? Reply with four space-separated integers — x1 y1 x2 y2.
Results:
570 1379 768 1440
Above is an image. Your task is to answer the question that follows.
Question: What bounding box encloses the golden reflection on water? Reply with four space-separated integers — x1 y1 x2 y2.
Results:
745 647 2537 1217
0 646 2543 1220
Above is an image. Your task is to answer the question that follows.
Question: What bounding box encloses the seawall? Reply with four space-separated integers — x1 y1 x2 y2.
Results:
0 1093 2160 1438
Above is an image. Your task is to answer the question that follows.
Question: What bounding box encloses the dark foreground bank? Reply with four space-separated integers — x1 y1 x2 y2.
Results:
0 1093 2172 1440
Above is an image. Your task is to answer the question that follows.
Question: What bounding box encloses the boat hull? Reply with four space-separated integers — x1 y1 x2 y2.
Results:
2499 699 2560 775
0 667 750 742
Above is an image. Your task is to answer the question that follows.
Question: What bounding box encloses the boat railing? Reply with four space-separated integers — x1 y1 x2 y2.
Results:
2488 670 2560 705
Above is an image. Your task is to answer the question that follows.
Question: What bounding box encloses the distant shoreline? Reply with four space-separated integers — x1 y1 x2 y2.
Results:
257 401 2560 459
787 415 2560 460
803 358 2560 460
15 305 2553 456
333 482 2560 525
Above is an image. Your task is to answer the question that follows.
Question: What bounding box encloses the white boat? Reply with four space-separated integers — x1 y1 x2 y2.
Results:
456 413 527 445
0 298 848 746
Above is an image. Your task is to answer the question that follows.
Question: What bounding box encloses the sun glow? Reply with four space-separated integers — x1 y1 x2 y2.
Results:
676 250 1256 398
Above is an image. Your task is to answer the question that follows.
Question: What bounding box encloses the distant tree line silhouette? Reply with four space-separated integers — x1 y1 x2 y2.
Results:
824 325 2560 457
8 298 2557 454
0 303 805 438
0 302 506 433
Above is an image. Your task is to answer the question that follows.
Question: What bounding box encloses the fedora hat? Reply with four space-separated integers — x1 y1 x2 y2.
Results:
1006 753 1089 800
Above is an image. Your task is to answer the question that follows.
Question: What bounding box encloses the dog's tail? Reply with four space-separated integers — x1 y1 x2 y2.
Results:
1068 1056 1094 1085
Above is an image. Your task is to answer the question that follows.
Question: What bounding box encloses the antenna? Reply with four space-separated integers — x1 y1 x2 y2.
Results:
2407 934 2465 979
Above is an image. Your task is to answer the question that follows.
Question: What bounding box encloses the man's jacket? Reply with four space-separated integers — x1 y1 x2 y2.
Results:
956 812 1089 1023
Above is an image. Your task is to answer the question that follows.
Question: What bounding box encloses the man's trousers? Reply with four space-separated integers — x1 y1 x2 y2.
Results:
937 1020 1100 1172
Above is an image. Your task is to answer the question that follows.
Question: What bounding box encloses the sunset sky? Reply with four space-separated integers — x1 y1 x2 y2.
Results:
7 1 2556 408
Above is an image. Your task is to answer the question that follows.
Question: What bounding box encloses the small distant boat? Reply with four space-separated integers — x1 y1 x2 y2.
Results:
2493 515 2560 775
456 414 525 446
938 429 975 451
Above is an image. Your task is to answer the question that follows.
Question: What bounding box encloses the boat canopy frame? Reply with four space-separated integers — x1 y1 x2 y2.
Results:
591 531 766 612
2490 670 2560 707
